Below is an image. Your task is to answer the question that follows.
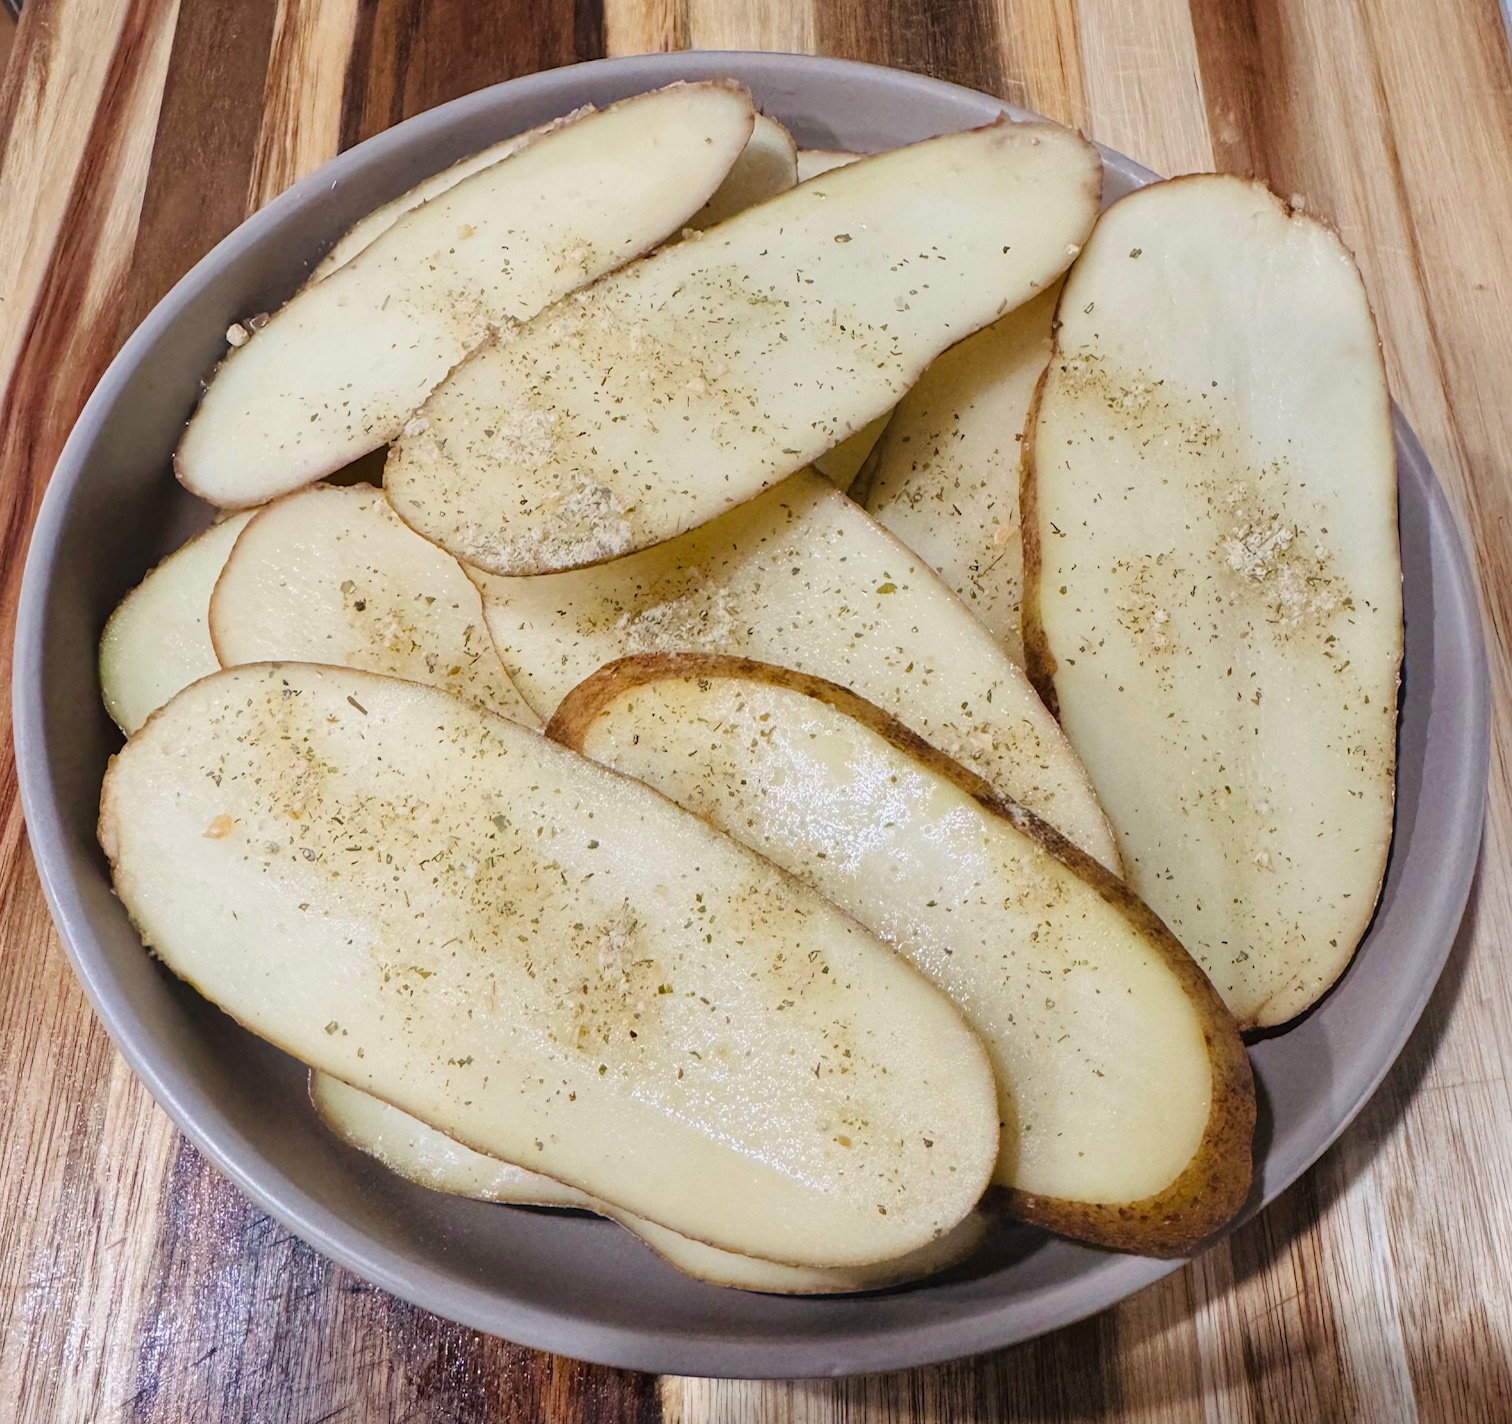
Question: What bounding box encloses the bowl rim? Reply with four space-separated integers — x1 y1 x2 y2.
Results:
13 49 1491 1378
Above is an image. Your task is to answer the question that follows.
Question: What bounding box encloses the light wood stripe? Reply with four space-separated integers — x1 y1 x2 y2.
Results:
605 0 688 54
1074 0 1212 175
247 0 361 210
988 0 1090 129
689 0 814 53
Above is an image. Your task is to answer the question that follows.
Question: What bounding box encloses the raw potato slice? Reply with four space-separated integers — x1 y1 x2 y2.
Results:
1023 174 1400 1029
864 285 1060 661
100 663 998 1267
551 655 1254 1253
307 108 593 283
385 119 1101 575
796 149 862 181
475 470 1120 871
688 113 797 229
312 1073 988 1293
210 483 536 726
177 83 757 508
814 411 891 492
99 511 256 736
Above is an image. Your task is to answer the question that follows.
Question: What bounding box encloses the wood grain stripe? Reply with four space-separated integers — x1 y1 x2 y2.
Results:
814 0 1006 96
687 0 814 54
119 0 281 334
987 0 1089 129
340 0 605 152
247 0 361 210
604 0 688 55
0 0 138 401
1073 0 1212 175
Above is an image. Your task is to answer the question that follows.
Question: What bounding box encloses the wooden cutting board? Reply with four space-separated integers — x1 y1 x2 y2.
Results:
1 1 1510 1420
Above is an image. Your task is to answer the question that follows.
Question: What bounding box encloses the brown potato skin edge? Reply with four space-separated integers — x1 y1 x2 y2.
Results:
546 651 1256 1258
1020 172 1403 1033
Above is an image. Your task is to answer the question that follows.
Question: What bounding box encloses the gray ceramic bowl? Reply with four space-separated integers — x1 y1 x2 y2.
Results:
14 53 1489 1378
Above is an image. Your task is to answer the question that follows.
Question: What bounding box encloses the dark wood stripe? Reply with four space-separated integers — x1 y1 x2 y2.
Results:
1186 0 1279 181
815 0 1006 103
117 0 282 337
130 1137 661 1423
340 0 606 152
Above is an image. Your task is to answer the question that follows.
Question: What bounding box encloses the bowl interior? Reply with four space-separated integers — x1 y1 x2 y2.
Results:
14 52 1489 1378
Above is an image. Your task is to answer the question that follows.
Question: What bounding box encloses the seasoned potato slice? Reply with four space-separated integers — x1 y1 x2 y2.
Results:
551 654 1254 1253
100 664 998 1267
210 483 535 725
796 148 862 180
1024 175 1400 1028
312 1073 988 1293
864 285 1060 660
386 120 1101 574
99 512 256 736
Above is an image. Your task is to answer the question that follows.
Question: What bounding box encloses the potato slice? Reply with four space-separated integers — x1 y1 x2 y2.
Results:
99 511 256 736
307 108 593 284
688 113 797 229
210 483 535 725
311 1072 988 1293
177 83 757 509
863 285 1059 661
796 149 862 181
550 655 1254 1253
310 109 792 285
100 664 998 1267
474 469 1119 871
1023 175 1401 1029
385 119 1101 575
814 411 891 493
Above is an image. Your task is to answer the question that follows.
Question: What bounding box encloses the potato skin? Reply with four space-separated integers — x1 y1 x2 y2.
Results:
548 651 1255 1256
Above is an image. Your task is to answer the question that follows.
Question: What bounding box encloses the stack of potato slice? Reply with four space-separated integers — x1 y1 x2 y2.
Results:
98 79 1399 1291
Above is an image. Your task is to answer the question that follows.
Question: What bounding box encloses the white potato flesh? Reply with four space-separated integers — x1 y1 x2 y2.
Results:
796 149 862 181
177 83 756 508
100 664 998 1266
307 109 592 284
475 470 1119 871
1025 175 1400 1029
865 285 1059 661
385 120 1101 575
99 512 256 736
311 1072 987 1293
814 411 891 492
210 483 536 725
689 113 797 229
557 666 1231 1217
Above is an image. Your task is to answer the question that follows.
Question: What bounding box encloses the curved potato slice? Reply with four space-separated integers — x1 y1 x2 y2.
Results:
689 113 797 229
210 483 535 726
385 119 1101 575
1023 175 1400 1029
550 654 1254 1254
100 664 998 1267
99 511 256 736
796 149 862 181
864 285 1060 660
177 82 757 508
474 469 1119 871
307 108 593 284
311 1072 988 1293
311 110 794 285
